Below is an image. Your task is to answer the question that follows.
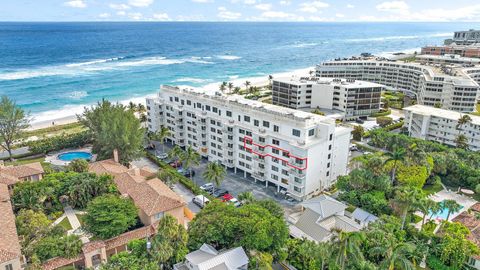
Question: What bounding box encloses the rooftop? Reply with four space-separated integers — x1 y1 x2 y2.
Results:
0 162 45 185
0 184 22 264
404 104 480 125
182 244 249 270
274 76 384 89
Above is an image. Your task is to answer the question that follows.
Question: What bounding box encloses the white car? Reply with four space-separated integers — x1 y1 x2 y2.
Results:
192 195 210 208
200 183 214 193
156 152 168 160
229 198 242 208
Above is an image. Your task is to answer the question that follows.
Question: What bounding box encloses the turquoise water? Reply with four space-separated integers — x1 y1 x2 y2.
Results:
429 200 464 220
0 22 479 123
58 151 92 161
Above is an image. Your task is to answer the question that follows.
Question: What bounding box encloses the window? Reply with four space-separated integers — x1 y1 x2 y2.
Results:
244 115 250 122
308 129 315 136
206 105 211 111
259 137 265 143
263 121 270 128
227 111 232 117
272 139 280 146
328 144 332 150
254 120 259 126
274 125 279 132
154 212 164 220
187 100 191 105
272 149 280 155
213 107 218 113
271 166 279 172
329 134 333 141
292 129 301 137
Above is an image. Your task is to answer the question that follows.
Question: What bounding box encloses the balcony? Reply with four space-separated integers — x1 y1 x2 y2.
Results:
289 168 306 178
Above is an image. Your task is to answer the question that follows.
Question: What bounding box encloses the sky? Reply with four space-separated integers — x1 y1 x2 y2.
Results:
1 0 480 22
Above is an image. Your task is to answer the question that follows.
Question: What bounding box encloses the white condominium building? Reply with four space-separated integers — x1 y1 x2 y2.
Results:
146 85 351 200
445 29 480 45
272 77 383 120
316 59 480 112
404 105 480 151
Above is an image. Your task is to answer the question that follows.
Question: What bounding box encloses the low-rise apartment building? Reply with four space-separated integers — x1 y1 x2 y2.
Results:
403 105 480 151
147 86 351 201
316 58 480 112
272 76 382 120
445 29 480 45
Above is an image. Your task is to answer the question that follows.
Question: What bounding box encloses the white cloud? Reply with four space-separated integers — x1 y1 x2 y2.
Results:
217 7 242 20
152 13 170 21
280 0 291 5
298 1 329 13
336 13 345 18
192 0 213 2
109 3 130 10
376 1 409 14
346 4 354 8
128 0 154 7
99 13 111 18
117 11 127 16
128 12 143 20
255 3 272 11
261 11 294 18
64 0 87 8
244 0 256 4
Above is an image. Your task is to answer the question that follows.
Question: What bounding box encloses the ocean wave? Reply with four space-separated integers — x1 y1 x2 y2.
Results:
0 56 213 81
65 90 88 99
345 32 451 43
174 77 209 83
216 55 242 60
291 42 318 48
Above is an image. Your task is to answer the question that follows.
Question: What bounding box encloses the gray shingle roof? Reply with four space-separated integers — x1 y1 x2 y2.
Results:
352 208 378 224
300 194 347 219
185 244 248 270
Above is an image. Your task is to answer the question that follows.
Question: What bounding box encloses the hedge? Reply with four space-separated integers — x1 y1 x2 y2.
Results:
362 121 403 139
26 131 92 155
370 109 392 117
426 256 457 270
145 152 214 200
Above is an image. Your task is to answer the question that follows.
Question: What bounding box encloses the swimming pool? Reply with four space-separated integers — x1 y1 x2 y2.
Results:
429 200 464 220
58 151 93 162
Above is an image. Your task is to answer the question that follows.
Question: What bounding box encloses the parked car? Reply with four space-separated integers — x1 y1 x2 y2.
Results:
221 193 234 202
156 152 168 160
192 195 210 208
200 183 214 193
169 161 182 168
229 198 242 207
177 168 195 177
213 188 229 198
349 145 358 151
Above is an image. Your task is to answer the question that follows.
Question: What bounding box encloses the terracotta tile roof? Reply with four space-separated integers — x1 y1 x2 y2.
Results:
104 224 157 250
1 162 44 179
470 203 480 213
82 241 106 254
128 178 185 216
0 184 22 264
0 173 19 186
114 171 144 195
88 159 129 176
452 212 480 259
41 254 84 270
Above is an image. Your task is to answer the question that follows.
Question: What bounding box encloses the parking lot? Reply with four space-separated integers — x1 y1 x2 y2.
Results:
147 141 297 213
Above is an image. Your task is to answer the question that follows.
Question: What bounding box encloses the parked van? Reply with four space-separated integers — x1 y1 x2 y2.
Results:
192 195 210 208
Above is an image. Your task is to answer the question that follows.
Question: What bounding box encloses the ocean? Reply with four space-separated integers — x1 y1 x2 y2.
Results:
0 22 478 123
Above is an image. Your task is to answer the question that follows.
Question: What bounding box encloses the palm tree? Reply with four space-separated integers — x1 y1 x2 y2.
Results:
384 147 406 184
371 242 415 270
238 191 255 204
244 81 251 92
456 114 472 131
202 162 226 194
128 101 137 111
395 186 424 229
227 82 234 93
139 113 147 123
157 169 178 188
153 126 172 153
219 81 227 93
335 231 366 270
417 198 437 230
137 103 146 113
168 145 184 163
180 146 201 182
454 134 469 150
233 86 241 94
444 199 462 221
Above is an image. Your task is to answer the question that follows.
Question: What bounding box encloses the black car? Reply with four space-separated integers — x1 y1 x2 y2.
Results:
213 188 229 198
183 169 195 178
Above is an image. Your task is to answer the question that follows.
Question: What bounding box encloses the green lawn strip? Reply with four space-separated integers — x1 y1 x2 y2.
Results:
4 156 45 166
422 182 443 195
58 217 73 231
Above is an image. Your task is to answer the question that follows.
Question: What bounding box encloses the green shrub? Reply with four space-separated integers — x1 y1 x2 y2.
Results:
376 116 393 127
427 256 456 270
27 131 91 155
371 109 391 117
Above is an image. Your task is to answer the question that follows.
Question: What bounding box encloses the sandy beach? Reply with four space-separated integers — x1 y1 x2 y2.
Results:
29 66 313 131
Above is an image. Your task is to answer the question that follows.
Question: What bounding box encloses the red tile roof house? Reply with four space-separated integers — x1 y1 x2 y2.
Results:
41 151 187 269
0 162 45 270
452 202 480 269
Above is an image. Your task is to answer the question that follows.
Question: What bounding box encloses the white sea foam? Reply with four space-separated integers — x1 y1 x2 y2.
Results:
376 47 421 59
216 55 242 60
65 57 123 67
174 77 209 83
66 91 88 99
291 42 318 48
345 32 451 43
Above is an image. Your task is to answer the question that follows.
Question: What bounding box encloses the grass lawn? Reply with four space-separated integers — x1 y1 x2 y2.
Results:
58 217 73 231
4 156 45 166
24 122 85 138
423 182 443 195
76 214 86 226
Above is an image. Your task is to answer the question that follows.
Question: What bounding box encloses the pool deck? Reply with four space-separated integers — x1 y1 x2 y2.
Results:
45 147 96 166
415 189 477 228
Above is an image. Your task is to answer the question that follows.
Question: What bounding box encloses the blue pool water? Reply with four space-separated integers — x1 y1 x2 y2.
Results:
430 200 464 220
1 22 479 123
58 151 93 162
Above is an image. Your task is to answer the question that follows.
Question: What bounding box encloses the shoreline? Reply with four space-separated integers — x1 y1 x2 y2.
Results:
28 66 314 131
